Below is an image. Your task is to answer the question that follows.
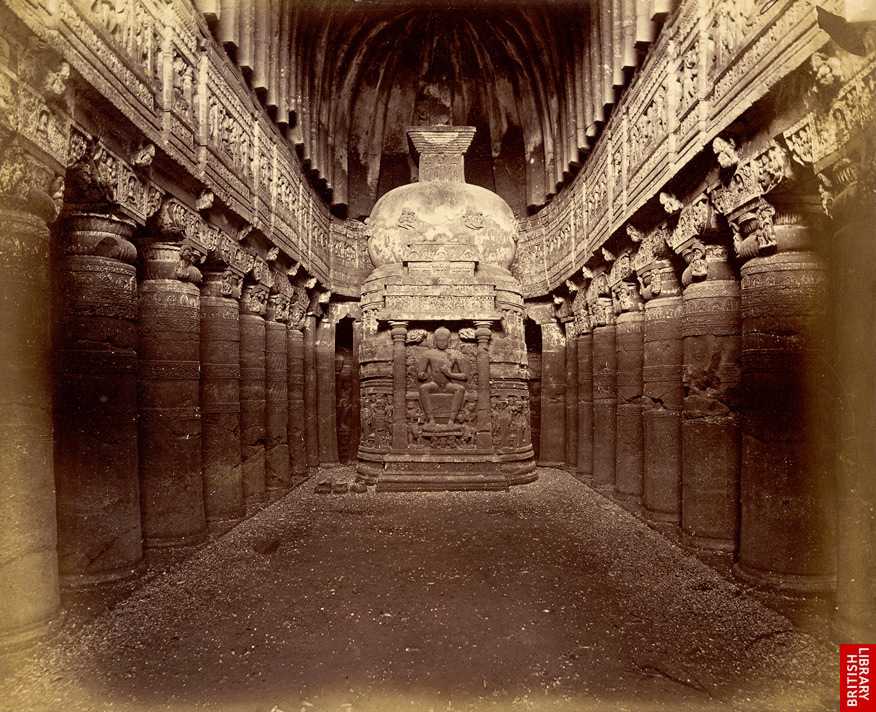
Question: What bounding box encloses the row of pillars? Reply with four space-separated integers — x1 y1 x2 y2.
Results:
534 203 875 640
0 210 341 651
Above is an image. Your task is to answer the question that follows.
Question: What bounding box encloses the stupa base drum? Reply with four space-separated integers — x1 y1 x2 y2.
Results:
356 126 537 491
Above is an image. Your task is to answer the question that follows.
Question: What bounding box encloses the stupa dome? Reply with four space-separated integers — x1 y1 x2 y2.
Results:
365 127 518 270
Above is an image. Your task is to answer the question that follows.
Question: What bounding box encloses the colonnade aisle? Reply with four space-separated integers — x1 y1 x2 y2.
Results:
2 469 835 712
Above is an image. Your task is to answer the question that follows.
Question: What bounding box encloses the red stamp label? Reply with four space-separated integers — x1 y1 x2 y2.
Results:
842 645 873 711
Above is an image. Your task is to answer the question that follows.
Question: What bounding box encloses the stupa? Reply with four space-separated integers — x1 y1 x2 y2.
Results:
357 126 537 491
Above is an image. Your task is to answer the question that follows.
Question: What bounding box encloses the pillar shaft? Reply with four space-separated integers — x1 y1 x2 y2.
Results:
303 314 319 471
287 327 307 478
138 242 206 548
240 285 267 510
200 271 244 531
474 321 493 449
316 317 339 464
55 214 142 584
642 292 684 526
538 321 566 466
576 331 594 480
349 320 363 458
831 190 876 640
564 328 578 468
266 311 290 497
592 323 617 491
735 216 834 592
681 269 740 552
0 202 60 650
390 321 408 450
615 310 643 506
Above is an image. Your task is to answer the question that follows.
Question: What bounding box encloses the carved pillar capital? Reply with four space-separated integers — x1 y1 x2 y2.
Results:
389 320 408 340
266 293 290 323
0 138 60 221
61 212 137 264
473 320 493 343
240 284 269 316
201 267 243 300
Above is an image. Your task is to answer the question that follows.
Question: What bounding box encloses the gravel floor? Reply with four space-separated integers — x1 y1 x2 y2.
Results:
1 467 837 712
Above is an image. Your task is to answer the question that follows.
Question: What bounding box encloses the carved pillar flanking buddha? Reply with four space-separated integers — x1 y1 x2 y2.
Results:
610 254 644 509
635 233 684 529
575 304 594 482
588 274 616 492
671 217 741 552
287 288 308 480
240 283 269 511
138 238 207 548
825 146 876 640
265 293 291 498
563 319 578 469
316 311 340 466
713 159 834 592
303 311 320 473
55 213 143 584
0 143 62 650
538 320 566 467
199 269 245 533
389 321 408 450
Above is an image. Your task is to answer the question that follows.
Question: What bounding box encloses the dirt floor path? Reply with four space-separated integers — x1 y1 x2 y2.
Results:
1 467 837 712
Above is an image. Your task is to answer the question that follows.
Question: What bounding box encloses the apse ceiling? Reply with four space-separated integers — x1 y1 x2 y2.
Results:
198 0 673 217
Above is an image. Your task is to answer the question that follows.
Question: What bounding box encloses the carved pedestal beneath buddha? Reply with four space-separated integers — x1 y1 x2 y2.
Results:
356 126 536 491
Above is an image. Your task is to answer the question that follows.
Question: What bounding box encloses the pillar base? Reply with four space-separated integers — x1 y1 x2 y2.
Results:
681 531 736 554
732 561 835 595
143 530 206 550
60 560 145 590
0 618 56 655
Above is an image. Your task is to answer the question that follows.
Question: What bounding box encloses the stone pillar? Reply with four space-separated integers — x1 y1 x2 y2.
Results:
303 313 319 473
640 261 684 527
287 324 307 480
199 270 245 533
613 287 644 509
474 320 494 449
138 241 206 548
591 300 616 492
390 321 408 450
316 316 340 465
265 294 291 498
54 213 142 585
732 197 834 592
350 320 363 456
679 243 741 552
576 322 594 482
240 284 268 511
563 321 578 468
538 320 566 466
0 152 61 650
827 158 875 639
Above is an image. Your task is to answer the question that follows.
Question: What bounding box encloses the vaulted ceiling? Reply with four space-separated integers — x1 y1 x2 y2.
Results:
196 0 674 217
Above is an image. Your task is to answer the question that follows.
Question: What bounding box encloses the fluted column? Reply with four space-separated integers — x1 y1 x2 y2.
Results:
827 157 875 639
287 321 307 480
390 321 408 450
640 260 684 527
199 269 245 533
576 318 594 482
55 213 143 584
538 320 566 466
590 296 616 492
303 313 319 473
0 147 61 650
240 284 268 511
613 283 644 510
266 294 291 498
316 315 340 465
138 241 206 548
731 196 834 592
563 320 578 469
679 243 741 552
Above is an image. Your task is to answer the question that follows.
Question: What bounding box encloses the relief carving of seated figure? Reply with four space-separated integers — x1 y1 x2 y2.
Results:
417 327 468 427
